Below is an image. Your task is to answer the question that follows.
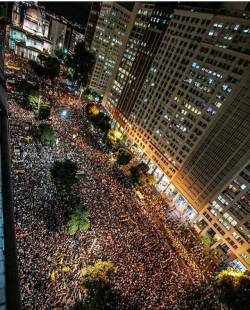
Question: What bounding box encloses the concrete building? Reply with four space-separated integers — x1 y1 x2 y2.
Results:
47 11 84 55
9 2 52 60
103 6 250 270
195 162 250 271
9 2 85 60
85 2 101 49
47 12 68 54
88 2 139 95
67 26 85 54
103 3 174 127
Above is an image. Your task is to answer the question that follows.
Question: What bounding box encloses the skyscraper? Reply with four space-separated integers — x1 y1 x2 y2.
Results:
103 3 174 124
99 6 250 270
87 2 139 95
85 2 101 49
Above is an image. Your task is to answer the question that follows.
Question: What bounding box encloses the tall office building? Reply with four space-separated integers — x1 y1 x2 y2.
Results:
87 2 139 95
103 6 250 270
103 4 174 125
85 2 101 49
195 161 250 271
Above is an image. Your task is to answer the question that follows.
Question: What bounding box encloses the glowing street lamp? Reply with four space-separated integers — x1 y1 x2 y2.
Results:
61 110 67 117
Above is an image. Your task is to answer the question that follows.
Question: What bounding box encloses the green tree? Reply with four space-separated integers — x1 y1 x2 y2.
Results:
106 128 123 149
36 104 51 120
83 88 92 97
55 48 66 61
116 149 132 165
29 54 60 79
136 162 149 174
67 206 90 235
86 107 111 134
66 41 96 87
43 56 60 79
80 261 114 309
130 163 149 185
50 159 78 191
28 59 45 76
138 174 157 187
215 267 250 310
28 89 40 110
201 234 215 248
39 123 55 145
81 260 114 285
81 279 114 310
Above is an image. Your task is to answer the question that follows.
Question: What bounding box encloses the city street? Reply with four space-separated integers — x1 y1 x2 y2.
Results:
8 53 219 309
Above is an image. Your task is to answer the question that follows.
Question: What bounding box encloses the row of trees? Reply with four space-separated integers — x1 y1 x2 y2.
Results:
85 103 157 187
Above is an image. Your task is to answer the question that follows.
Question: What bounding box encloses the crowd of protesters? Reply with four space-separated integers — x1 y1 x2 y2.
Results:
7 51 220 309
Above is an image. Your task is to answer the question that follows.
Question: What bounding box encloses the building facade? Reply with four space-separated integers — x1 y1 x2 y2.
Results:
9 2 85 60
88 2 139 95
196 162 250 271
67 26 85 54
85 2 101 49
102 6 250 270
47 13 68 54
103 3 174 127
9 2 52 60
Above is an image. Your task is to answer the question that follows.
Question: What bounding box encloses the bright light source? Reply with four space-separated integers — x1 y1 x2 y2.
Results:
62 110 67 117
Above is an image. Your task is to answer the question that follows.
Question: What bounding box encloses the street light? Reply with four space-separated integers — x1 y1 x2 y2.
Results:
61 110 67 117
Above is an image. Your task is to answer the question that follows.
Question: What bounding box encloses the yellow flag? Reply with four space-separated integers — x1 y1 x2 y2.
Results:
61 266 70 273
50 270 56 281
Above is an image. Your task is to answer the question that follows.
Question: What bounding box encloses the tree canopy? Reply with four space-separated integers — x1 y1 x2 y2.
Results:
130 162 150 184
29 55 60 79
86 104 100 117
116 149 132 165
50 159 78 191
138 174 157 187
55 48 66 62
67 205 90 235
81 260 114 285
39 123 55 145
66 41 96 87
215 267 250 310
36 104 51 120
28 89 40 110
106 128 123 149
86 105 111 134
80 260 114 309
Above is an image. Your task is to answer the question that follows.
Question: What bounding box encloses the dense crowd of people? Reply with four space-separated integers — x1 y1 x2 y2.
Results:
7 51 220 309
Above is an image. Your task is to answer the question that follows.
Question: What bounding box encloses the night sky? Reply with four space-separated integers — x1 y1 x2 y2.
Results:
40 2 92 26
40 1 225 27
